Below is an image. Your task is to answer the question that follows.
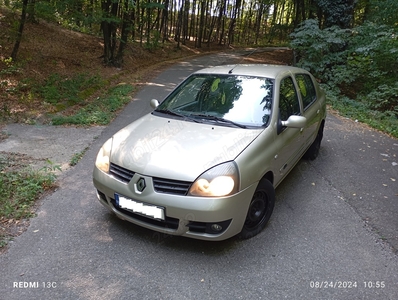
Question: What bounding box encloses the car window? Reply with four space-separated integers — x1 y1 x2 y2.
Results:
279 76 300 121
165 77 206 108
156 74 274 128
295 74 316 110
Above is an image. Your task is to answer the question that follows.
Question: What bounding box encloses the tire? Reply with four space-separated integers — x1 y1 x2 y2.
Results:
303 122 324 160
239 179 275 239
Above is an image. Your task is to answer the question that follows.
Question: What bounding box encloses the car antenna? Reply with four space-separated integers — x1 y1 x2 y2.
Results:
228 48 258 74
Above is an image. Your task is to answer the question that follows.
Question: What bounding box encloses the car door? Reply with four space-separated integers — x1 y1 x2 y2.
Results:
295 73 321 150
274 75 305 182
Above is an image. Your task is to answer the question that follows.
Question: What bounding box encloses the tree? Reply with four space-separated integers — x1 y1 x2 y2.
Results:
7 0 395 68
101 0 119 66
10 0 29 61
366 0 398 26
316 0 355 28
215 0 226 45
227 0 242 45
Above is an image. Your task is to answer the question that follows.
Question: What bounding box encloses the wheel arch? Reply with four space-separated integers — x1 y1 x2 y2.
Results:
319 119 325 134
261 171 274 185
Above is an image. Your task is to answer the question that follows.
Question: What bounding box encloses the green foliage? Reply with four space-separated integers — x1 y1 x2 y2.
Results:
368 0 398 26
290 19 351 86
291 20 398 137
0 157 60 248
0 57 21 76
33 1 59 23
327 91 398 138
145 30 161 51
0 157 59 220
349 22 397 86
70 147 89 166
51 83 134 125
317 0 355 28
363 83 398 114
37 73 103 106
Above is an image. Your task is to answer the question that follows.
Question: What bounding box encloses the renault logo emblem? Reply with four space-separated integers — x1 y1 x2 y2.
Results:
136 177 146 192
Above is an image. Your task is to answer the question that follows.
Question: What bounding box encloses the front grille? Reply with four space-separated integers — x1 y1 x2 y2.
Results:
110 198 179 230
110 163 135 183
153 177 192 196
109 163 191 195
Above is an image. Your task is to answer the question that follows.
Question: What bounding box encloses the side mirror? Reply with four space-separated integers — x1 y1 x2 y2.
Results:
281 115 306 128
150 99 159 109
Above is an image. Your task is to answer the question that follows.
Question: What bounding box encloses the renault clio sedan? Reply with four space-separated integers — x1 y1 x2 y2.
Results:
93 64 326 241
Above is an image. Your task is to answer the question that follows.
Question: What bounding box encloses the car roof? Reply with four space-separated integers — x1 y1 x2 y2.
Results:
194 64 308 79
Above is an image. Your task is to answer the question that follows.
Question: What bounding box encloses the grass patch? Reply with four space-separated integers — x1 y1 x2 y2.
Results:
330 100 398 138
37 73 103 106
0 153 60 248
51 83 134 126
324 87 398 138
70 147 89 166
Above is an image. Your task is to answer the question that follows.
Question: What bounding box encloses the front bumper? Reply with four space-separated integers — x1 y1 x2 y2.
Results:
93 166 257 241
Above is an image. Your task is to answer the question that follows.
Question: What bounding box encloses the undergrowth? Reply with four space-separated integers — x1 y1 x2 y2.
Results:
50 83 134 125
0 156 60 220
0 155 60 248
291 20 398 138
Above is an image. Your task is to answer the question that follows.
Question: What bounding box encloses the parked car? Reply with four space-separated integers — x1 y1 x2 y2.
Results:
93 64 326 241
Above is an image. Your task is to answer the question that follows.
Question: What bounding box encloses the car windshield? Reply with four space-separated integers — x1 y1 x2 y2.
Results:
155 74 274 128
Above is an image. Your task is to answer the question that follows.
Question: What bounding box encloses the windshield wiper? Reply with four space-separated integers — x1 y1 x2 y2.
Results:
156 109 201 123
191 114 247 128
157 109 189 117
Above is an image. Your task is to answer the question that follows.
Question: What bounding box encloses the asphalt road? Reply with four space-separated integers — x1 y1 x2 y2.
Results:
1 52 397 299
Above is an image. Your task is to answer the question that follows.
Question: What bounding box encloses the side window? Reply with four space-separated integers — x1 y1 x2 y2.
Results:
296 74 316 110
279 77 300 121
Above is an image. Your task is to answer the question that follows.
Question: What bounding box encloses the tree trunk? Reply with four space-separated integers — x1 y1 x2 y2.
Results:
11 0 29 61
196 0 206 48
175 0 184 48
160 0 169 42
182 0 190 43
115 2 134 67
101 0 119 65
227 0 241 45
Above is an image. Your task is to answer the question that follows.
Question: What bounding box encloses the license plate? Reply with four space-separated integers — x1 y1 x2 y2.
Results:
115 194 165 221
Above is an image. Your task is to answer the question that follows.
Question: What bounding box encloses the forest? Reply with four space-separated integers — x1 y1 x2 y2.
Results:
0 0 397 136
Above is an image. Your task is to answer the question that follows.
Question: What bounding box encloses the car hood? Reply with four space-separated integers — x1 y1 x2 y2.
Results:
110 114 263 181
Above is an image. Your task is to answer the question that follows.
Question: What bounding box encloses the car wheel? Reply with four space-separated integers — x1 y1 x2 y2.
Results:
239 179 275 239
304 123 324 160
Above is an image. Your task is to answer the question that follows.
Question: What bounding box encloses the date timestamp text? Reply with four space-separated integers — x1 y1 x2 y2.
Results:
310 281 385 289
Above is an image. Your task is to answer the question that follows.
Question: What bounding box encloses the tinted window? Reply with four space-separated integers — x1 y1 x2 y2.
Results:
296 74 316 110
279 77 300 121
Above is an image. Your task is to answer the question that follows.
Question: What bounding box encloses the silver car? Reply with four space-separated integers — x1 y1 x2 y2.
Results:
93 64 326 241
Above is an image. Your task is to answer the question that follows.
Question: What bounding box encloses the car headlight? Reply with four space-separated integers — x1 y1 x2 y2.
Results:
95 138 113 173
188 161 239 197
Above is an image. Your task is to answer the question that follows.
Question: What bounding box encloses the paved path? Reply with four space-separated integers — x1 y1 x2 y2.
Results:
1 52 397 299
